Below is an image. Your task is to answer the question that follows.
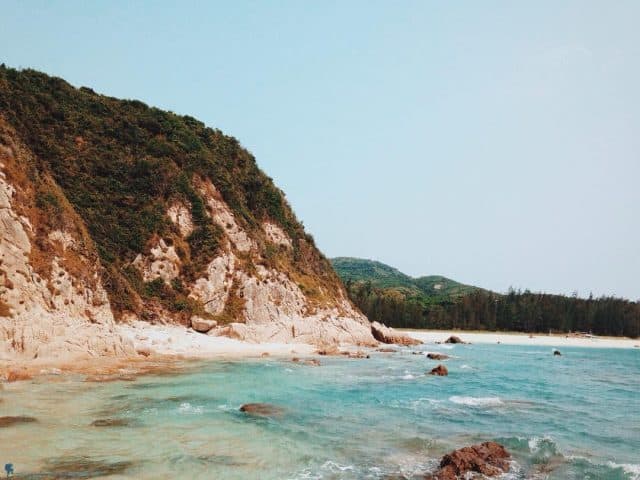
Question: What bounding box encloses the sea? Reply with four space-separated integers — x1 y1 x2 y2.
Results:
1 343 638 479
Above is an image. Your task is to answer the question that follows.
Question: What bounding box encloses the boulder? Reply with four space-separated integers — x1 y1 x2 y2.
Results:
444 335 465 344
371 322 421 346
425 441 510 480
191 316 217 333
428 364 448 376
427 353 450 360
553 349 562 356
239 403 285 417
0 416 37 427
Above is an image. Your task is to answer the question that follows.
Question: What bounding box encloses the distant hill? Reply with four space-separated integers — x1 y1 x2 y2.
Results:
331 257 480 300
331 257 639 338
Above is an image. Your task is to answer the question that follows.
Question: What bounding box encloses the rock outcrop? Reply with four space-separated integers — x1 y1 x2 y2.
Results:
428 364 448 376
371 322 421 346
427 353 450 360
239 403 285 417
425 441 510 479
444 335 466 344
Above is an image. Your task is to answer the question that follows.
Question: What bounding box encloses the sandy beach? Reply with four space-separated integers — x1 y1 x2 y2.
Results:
403 329 640 349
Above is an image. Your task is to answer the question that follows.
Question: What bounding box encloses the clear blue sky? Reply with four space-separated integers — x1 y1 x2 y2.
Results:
3 1 639 299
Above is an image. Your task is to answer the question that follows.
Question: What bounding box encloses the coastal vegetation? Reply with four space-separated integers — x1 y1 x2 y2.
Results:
333 258 640 338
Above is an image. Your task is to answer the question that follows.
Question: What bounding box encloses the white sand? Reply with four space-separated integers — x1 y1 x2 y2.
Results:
403 329 640 349
118 321 316 359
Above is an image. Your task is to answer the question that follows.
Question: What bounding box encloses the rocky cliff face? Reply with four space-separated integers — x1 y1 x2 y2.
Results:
0 66 374 360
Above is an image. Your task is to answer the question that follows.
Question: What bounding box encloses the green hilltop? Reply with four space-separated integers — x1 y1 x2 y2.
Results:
331 257 480 300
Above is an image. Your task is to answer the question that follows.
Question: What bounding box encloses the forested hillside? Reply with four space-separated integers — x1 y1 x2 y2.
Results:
334 258 640 338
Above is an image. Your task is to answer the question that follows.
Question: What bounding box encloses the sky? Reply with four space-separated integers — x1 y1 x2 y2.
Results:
2 1 639 299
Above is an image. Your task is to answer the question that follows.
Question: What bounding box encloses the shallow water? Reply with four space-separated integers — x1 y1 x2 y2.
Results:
1 344 638 479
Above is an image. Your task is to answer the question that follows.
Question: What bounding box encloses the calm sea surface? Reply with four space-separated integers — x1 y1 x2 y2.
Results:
1 343 638 479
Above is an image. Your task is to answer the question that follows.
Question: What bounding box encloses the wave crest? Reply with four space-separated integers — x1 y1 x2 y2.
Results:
449 395 503 407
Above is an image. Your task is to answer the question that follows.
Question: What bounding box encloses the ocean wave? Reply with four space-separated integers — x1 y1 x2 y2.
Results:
608 462 640 480
178 402 204 414
449 395 503 407
566 455 640 480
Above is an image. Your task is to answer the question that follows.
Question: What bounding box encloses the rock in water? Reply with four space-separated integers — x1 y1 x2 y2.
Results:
91 418 131 427
428 364 448 376
191 317 218 333
0 416 37 427
239 403 285 417
553 349 562 356
444 335 465 344
427 353 450 360
371 322 421 346
425 441 510 479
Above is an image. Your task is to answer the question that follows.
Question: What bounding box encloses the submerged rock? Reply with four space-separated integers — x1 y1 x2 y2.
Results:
0 415 37 427
371 322 421 346
40 456 134 478
444 335 465 344
239 403 285 417
428 365 448 376
347 350 370 359
91 418 132 427
427 353 450 360
377 347 397 353
6 369 33 382
425 441 510 479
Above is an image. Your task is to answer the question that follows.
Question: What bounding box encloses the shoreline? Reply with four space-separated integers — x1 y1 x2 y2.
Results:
402 329 640 349
3 324 638 381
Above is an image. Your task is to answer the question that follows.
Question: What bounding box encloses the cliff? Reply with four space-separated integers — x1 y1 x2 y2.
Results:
0 66 375 361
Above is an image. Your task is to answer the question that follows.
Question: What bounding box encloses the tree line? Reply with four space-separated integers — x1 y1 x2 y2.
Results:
345 281 640 338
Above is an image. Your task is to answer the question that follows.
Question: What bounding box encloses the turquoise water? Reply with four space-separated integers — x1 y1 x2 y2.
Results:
1 344 638 479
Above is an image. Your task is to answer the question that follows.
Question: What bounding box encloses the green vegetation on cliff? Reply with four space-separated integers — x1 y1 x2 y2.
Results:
333 257 640 338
